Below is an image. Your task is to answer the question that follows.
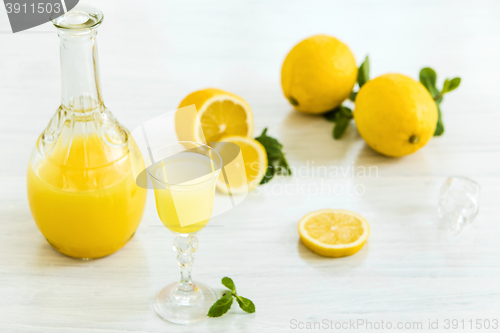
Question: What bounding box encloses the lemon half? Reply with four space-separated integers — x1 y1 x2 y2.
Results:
215 136 268 194
298 209 369 257
178 88 254 143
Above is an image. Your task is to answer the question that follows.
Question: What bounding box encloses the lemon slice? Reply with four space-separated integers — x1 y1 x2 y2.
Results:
215 136 268 194
298 209 369 257
177 88 254 143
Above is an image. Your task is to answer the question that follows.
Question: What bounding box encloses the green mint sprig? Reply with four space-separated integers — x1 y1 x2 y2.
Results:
324 56 370 140
419 67 461 136
323 105 353 139
349 55 370 102
207 277 256 318
255 128 292 184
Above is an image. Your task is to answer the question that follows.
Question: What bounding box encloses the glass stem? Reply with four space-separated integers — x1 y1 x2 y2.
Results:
173 234 198 294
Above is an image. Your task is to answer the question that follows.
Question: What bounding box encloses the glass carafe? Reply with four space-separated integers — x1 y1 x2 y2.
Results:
27 5 147 259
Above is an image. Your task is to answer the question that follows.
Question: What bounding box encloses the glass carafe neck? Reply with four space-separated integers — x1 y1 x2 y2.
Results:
53 5 105 111
59 30 103 110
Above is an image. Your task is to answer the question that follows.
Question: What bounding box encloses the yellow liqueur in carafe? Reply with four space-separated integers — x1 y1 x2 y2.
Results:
27 5 146 259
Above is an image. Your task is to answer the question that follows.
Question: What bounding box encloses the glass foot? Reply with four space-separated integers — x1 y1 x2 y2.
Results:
153 281 216 325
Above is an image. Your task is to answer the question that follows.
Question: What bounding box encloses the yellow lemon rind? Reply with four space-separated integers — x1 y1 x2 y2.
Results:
215 136 268 194
298 209 370 258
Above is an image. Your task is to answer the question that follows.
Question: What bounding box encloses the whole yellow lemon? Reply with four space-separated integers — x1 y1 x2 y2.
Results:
354 74 438 157
281 35 357 114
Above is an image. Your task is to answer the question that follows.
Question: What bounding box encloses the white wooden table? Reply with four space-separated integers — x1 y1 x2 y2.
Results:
1 1 500 332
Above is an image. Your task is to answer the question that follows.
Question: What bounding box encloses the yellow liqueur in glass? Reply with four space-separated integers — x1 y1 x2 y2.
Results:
150 151 217 234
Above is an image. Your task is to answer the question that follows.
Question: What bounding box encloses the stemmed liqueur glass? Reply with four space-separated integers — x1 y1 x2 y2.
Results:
147 142 222 324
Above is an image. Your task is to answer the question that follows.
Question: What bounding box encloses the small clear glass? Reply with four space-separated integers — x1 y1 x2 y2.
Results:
147 142 223 325
438 176 480 235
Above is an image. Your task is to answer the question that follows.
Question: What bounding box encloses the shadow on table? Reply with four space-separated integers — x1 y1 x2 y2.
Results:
352 139 434 177
297 239 369 274
279 109 363 163
23 234 152 326
353 142 393 169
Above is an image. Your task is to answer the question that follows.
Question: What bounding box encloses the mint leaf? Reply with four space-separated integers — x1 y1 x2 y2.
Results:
333 116 350 139
420 67 437 87
260 164 275 185
221 277 236 294
441 77 461 95
323 105 352 123
323 106 343 122
446 77 461 93
207 277 256 318
255 128 282 161
339 105 353 118
255 128 292 184
276 154 291 175
207 292 233 318
323 108 339 122
419 67 439 98
357 55 370 88
420 67 460 136
419 67 452 137
236 296 256 314
441 78 451 95
434 104 444 136
325 105 352 140
348 55 369 103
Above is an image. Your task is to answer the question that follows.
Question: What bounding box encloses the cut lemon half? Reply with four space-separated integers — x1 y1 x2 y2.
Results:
177 88 254 143
215 136 268 194
298 209 369 257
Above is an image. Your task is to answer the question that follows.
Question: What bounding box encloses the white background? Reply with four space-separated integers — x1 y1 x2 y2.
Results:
1 0 499 332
